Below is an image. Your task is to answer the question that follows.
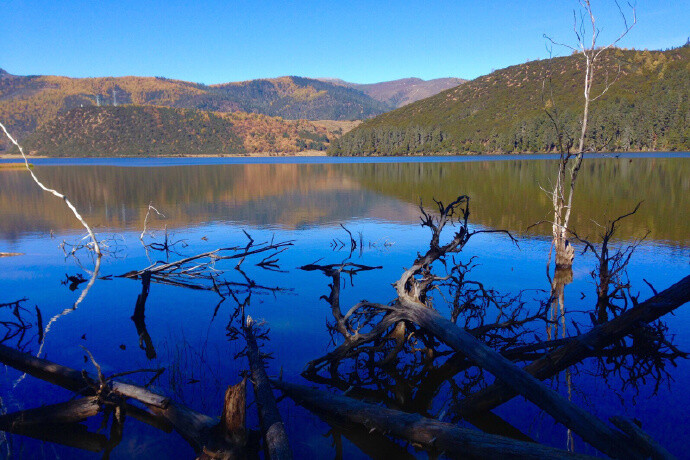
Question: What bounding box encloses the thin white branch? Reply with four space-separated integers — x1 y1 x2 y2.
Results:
0 121 101 256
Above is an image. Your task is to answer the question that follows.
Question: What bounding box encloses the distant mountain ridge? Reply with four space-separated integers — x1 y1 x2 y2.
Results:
330 44 690 156
318 77 466 108
0 70 462 152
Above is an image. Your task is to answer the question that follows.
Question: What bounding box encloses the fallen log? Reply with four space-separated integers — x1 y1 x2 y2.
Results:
0 397 100 427
0 344 243 456
451 275 690 421
244 317 292 460
272 379 595 459
394 299 640 459
0 344 169 409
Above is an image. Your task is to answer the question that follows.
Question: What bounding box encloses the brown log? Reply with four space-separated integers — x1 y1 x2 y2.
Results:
452 275 690 421
395 299 640 459
0 397 100 427
272 379 595 459
244 318 292 460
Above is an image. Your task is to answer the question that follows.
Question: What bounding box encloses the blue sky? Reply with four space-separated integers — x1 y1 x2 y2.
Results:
1 1 688 84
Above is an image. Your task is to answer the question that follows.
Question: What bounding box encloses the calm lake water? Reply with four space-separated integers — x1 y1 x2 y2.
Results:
0 153 689 458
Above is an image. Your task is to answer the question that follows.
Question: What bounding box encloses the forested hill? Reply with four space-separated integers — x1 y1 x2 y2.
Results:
14 106 344 157
329 44 690 156
0 73 387 152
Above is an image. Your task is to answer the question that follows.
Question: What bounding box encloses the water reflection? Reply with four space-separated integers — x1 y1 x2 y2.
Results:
1 157 688 243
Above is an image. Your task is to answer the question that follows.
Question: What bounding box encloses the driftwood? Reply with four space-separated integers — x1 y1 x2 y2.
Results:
0 344 248 458
392 299 640 459
272 379 595 459
244 318 292 460
451 274 690 420
0 344 168 408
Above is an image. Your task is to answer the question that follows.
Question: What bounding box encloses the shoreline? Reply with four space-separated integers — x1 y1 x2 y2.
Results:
1 150 688 161
0 151 327 160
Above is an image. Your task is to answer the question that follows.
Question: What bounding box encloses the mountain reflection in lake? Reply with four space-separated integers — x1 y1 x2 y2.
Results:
0 154 688 459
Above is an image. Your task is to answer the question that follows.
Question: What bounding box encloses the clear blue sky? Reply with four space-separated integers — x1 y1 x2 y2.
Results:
1 0 688 84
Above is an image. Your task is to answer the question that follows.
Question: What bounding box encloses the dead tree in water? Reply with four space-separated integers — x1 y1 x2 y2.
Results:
243 317 292 460
543 0 636 268
296 195 684 458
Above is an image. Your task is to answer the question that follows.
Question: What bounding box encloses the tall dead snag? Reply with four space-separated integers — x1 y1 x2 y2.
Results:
544 0 636 268
272 379 595 459
243 318 292 460
449 274 690 421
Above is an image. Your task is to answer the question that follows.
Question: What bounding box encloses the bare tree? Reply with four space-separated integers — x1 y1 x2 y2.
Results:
544 0 636 268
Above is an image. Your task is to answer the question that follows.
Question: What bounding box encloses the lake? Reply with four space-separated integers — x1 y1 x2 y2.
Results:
0 153 689 458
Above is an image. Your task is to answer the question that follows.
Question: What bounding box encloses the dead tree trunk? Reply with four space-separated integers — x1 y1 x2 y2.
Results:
243 318 292 460
394 299 640 459
545 1 636 268
272 379 595 459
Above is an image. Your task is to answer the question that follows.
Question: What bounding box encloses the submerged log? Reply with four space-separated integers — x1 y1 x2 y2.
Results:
273 379 594 459
1 422 108 452
244 318 292 460
609 417 675 460
395 299 640 459
0 344 234 455
453 275 690 420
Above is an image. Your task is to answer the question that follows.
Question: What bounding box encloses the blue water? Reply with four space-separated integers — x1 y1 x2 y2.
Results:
1 156 689 459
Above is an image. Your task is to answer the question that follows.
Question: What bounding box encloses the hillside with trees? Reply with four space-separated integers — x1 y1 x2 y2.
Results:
0 73 387 152
329 44 690 156
13 106 345 156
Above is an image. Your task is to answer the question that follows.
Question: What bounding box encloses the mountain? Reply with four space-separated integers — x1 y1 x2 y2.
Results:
318 77 466 108
0 73 386 152
330 44 690 156
14 106 349 157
